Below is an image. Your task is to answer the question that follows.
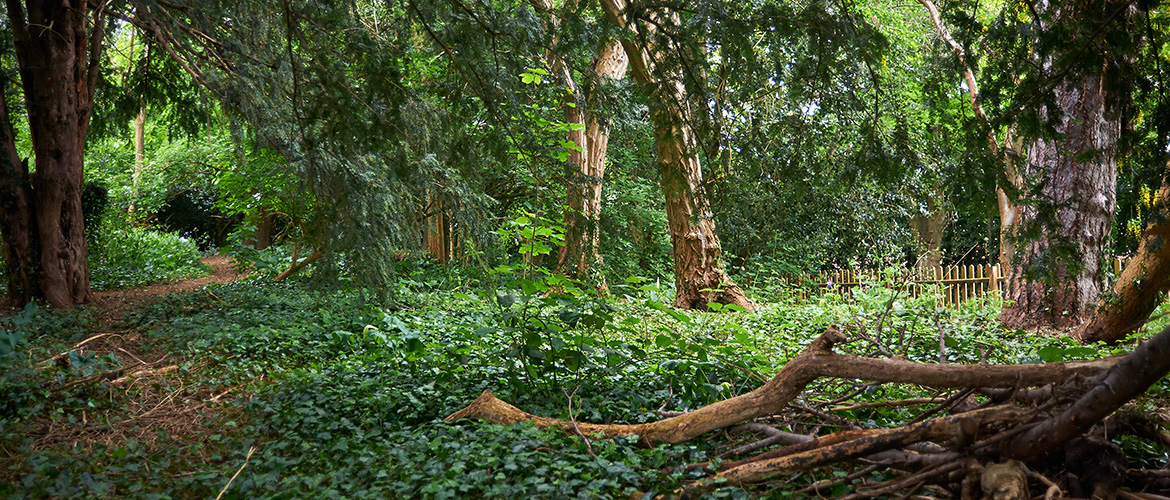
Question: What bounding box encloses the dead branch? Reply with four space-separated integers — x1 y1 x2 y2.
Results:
835 461 965 500
38 333 114 369
446 327 1115 446
108 365 180 387
831 397 944 412
692 405 1031 488
1004 325 1170 460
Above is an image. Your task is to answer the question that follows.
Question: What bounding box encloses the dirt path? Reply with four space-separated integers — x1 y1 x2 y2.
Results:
90 254 249 328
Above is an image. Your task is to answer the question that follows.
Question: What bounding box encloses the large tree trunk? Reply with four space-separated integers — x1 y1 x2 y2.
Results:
0 88 40 307
1000 74 1120 330
1074 162 1170 344
0 0 104 309
556 42 628 288
597 0 753 311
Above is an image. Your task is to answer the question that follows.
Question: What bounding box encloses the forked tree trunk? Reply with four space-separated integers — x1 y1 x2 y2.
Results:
1075 162 1170 344
598 0 753 311
0 0 105 309
918 0 1023 273
1000 74 1120 330
556 42 628 288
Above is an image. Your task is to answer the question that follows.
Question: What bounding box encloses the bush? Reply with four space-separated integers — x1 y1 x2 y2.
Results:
89 224 208 290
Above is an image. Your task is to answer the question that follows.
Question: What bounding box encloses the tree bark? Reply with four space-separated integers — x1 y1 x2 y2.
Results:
597 0 753 311
129 105 146 213
0 86 40 307
1075 162 1170 343
1000 73 1121 330
1 0 105 308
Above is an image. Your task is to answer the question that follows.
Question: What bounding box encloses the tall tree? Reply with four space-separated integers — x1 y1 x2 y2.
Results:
597 0 753 310
554 41 628 287
998 0 1134 329
0 0 109 308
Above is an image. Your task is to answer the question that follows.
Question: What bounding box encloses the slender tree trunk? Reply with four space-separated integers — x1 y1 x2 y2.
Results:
556 42 628 287
0 0 105 309
1000 74 1121 330
918 0 1022 272
1075 162 1170 343
129 105 145 213
426 192 449 263
598 0 753 311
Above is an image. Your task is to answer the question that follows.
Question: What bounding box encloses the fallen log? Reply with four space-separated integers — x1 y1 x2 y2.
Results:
446 327 1116 446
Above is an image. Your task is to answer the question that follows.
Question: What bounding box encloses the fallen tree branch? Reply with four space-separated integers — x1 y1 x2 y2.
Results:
446 327 1116 446
686 405 1031 489
1004 324 1170 460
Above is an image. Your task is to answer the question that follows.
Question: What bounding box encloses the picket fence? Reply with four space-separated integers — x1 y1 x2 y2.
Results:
802 257 1131 307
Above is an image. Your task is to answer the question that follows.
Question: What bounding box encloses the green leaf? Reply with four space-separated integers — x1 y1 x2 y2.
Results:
655 334 673 348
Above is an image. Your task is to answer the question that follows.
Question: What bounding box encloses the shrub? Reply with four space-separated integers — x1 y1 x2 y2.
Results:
89 224 208 290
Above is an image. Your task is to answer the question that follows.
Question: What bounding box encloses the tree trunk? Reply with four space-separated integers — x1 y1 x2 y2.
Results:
911 195 948 268
129 105 145 213
0 88 40 307
556 42 628 287
1074 162 1170 344
597 0 753 311
426 192 449 263
1000 74 1120 330
0 0 105 309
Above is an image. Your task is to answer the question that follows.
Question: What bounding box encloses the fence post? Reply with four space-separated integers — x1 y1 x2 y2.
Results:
989 264 999 294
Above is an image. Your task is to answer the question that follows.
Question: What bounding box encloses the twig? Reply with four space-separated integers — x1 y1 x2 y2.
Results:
562 387 596 457
215 446 256 500
908 388 975 424
836 461 964 500
797 464 882 495
831 397 946 412
721 424 809 458
1023 465 1062 500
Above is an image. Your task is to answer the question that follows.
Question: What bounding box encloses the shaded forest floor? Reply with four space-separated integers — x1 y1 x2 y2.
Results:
2 261 1168 499
88 255 249 329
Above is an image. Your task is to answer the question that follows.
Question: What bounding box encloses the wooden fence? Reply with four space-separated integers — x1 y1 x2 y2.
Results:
802 257 1131 307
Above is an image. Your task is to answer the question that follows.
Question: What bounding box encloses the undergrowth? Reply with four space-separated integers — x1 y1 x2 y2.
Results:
0 262 1164 499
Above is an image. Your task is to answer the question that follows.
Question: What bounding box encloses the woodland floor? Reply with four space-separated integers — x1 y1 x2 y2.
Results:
21 256 250 453
89 254 249 329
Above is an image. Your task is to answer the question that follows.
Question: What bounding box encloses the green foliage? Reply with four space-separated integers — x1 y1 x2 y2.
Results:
88 223 209 290
5 260 1169 499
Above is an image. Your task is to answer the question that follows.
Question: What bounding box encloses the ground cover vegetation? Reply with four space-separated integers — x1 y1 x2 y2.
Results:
2 0 1170 497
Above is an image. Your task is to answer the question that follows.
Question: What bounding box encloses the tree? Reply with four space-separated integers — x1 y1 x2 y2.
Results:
0 0 110 308
998 0 1134 329
598 0 753 310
